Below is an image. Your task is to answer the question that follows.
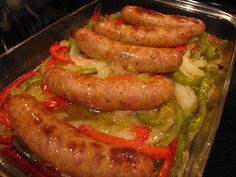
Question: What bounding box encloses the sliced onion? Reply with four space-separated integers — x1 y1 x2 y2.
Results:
174 82 197 116
69 43 87 62
69 44 128 78
180 51 205 77
70 44 110 77
108 127 135 140
59 39 69 47
207 63 219 70
192 59 207 68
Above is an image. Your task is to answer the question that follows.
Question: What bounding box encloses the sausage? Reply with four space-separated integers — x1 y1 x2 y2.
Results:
74 28 182 73
94 20 193 47
43 68 174 111
121 6 206 36
7 94 154 177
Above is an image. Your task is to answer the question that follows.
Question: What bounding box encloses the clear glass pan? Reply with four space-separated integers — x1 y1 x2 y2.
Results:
0 0 235 176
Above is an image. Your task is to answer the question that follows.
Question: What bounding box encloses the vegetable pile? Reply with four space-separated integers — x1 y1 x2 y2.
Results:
0 9 227 177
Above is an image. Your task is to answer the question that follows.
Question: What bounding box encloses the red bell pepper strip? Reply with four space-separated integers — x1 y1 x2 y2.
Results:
0 71 41 107
112 18 124 24
1 147 47 177
38 168 62 177
157 139 177 177
0 103 11 127
32 160 61 177
207 34 220 43
191 46 199 52
0 111 11 127
11 136 60 176
91 3 101 22
44 57 56 71
0 135 12 146
33 160 52 168
131 126 150 144
41 96 69 110
49 42 73 63
176 45 187 53
87 3 101 29
79 124 172 159
40 81 52 94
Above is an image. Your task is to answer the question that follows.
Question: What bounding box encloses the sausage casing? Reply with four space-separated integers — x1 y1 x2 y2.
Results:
43 68 174 111
74 28 182 73
7 94 154 177
121 6 205 36
94 20 193 47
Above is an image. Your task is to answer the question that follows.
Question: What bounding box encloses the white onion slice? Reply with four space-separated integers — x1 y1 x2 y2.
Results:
69 44 128 78
180 51 206 77
207 63 219 70
192 59 207 68
174 82 197 116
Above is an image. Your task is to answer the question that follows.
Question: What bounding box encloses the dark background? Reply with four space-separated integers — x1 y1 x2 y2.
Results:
0 0 236 177
192 1 236 177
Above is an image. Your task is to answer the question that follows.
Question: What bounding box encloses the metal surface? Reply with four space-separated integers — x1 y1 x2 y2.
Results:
0 0 235 176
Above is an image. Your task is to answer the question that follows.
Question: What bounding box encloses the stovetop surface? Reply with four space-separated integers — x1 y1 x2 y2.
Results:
0 0 89 54
0 0 236 176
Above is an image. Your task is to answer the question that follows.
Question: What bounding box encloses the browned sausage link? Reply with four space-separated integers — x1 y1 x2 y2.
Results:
94 20 193 47
43 68 174 111
7 94 154 177
74 28 182 73
121 6 206 36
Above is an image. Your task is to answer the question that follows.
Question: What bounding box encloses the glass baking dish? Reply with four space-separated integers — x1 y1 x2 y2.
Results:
0 0 235 176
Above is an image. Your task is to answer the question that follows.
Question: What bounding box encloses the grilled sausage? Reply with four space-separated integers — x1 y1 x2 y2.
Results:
43 68 174 111
7 94 154 177
74 28 182 73
121 6 205 36
94 20 193 47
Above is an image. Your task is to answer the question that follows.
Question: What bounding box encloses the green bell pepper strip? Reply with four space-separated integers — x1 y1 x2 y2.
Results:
12 137 55 173
68 37 77 49
78 67 97 75
137 102 175 128
206 45 216 59
187 73 215 132
137 73 150 80
197 32 222 60
12 136 41 162
18 75 42 92
98 15 105 21
108 12 121 19
87 20 97 29
170 70 203 87
0 71 41 107
169 133 189 176
153 159 164 177
0 147 47 177
136 111 165 127
158 104 184 146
